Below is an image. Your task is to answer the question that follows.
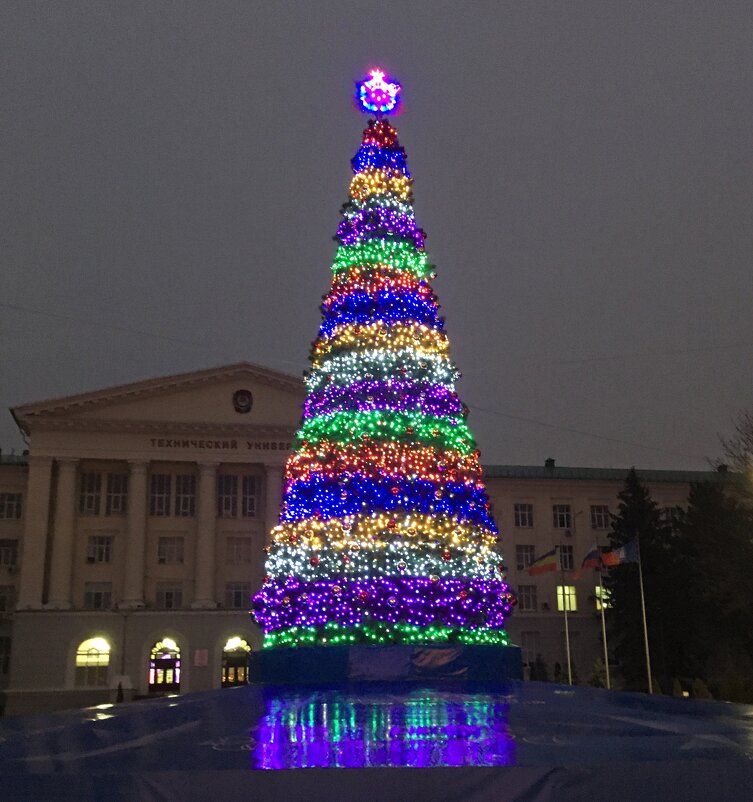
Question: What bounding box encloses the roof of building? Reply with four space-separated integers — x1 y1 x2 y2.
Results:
483 464 726 483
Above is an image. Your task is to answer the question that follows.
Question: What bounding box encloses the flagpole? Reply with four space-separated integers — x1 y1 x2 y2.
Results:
597 565 611 690
636 535 653 694
559 544 572 685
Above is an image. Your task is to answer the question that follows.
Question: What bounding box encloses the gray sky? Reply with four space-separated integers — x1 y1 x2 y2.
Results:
2 1 752 469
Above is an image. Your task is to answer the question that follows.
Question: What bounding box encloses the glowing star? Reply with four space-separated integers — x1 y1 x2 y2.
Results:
357 68 401 115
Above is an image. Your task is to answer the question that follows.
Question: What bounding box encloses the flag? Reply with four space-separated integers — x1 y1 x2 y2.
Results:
527 547 558 576
573 543 602 580
602 538 639 567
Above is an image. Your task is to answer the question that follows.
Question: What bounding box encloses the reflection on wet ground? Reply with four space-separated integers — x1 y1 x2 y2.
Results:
251 686 516 769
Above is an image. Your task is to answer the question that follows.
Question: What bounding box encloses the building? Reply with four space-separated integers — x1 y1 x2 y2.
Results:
0 363 719 714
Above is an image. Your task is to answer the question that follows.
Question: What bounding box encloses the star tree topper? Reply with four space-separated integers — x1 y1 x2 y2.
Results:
356 68 401 115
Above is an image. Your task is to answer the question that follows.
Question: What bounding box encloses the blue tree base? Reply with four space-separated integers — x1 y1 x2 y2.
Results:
249 643 523 684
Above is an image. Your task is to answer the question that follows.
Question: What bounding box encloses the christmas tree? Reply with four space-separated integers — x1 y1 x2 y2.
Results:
252 69 515 648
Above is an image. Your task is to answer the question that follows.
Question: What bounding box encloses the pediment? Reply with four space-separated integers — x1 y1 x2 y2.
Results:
12 362 306 434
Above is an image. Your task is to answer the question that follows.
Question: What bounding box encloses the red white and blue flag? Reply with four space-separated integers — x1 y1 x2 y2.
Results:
602 538 639 567
573 544 602 580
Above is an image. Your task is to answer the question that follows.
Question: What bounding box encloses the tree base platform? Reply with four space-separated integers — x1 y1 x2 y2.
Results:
248 643 523 684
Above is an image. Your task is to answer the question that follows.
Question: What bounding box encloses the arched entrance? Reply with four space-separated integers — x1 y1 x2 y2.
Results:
149 638 181 694
75 637 110 687
221 636 251 687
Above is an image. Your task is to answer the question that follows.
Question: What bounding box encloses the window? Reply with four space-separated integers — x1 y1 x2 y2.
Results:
217 475 238 517
516 544 535 571
75 637 110 687
595 585 612 611
79 472 102 516
105 473 128 516
224 582 251 609
226 536 252 565
149 638 180 693
661 506 683 532
175 474 196 517
156 582 183 609
0 539 18 567
157 536 184 565
590 505 610 530
0 585 15 612
83 582 112 610
0 636 10 675
222 636 251 687
560 544 574 571
86 535 112 564
520 631 541 667
514 503 534 528
0 493 22 519
242 476 258 518
556 585 577 612
517 584 538 612
552 504 572 529
149 474 172 517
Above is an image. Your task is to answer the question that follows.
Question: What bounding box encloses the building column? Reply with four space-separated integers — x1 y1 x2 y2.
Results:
264 464 284 541
192 462 218 609
17 456 54 609
120 461 148 609
47 458 79 609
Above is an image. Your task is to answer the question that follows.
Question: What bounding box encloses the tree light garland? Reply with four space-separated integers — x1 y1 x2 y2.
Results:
252 73 514 647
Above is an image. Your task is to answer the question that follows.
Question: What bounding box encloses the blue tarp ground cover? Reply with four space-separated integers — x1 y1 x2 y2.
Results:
0 681 751 801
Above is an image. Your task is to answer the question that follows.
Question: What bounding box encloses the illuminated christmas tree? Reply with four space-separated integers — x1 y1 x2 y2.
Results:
252 69 515 648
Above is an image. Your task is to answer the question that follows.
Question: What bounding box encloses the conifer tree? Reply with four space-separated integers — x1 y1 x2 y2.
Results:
680 480 753 699
604 468 693 688
252 70 514 648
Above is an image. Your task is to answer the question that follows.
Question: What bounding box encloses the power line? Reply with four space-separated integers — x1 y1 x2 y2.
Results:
467 403 705 461
0 302 213 349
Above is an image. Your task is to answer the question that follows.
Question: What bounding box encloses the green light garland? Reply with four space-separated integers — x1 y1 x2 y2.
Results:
332 241 432 278
263 621 510 648
296 409 476 453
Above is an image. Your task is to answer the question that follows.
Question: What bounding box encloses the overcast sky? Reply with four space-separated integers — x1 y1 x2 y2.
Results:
2 1 752 469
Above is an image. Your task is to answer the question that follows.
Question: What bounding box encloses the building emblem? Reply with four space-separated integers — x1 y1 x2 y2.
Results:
232 389 253 414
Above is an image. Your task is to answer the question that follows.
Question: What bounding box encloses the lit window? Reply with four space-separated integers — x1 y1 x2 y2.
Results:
242 476 258 518
0 585 15 612
149 638 180 693
224 582 251 609
175 474 196 517
226 536 252 565
516 544 535 570
517 584 538 612
217 475 238 517
149 474 172 517
83 582 112 609
552 504 572 529
0 539 18 567
556 585 577 612
514 503 534 528
105 474 128 516
560 544 574 571
75 637 110 687
155 583 183 609
86 535 113 564
79 473 102 516
595 585 612 611
0 493 22 519
590 505 610 530
222 636 251 687
157 536 184 565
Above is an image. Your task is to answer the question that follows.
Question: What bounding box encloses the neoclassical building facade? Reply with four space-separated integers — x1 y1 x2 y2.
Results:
0 362 717 714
